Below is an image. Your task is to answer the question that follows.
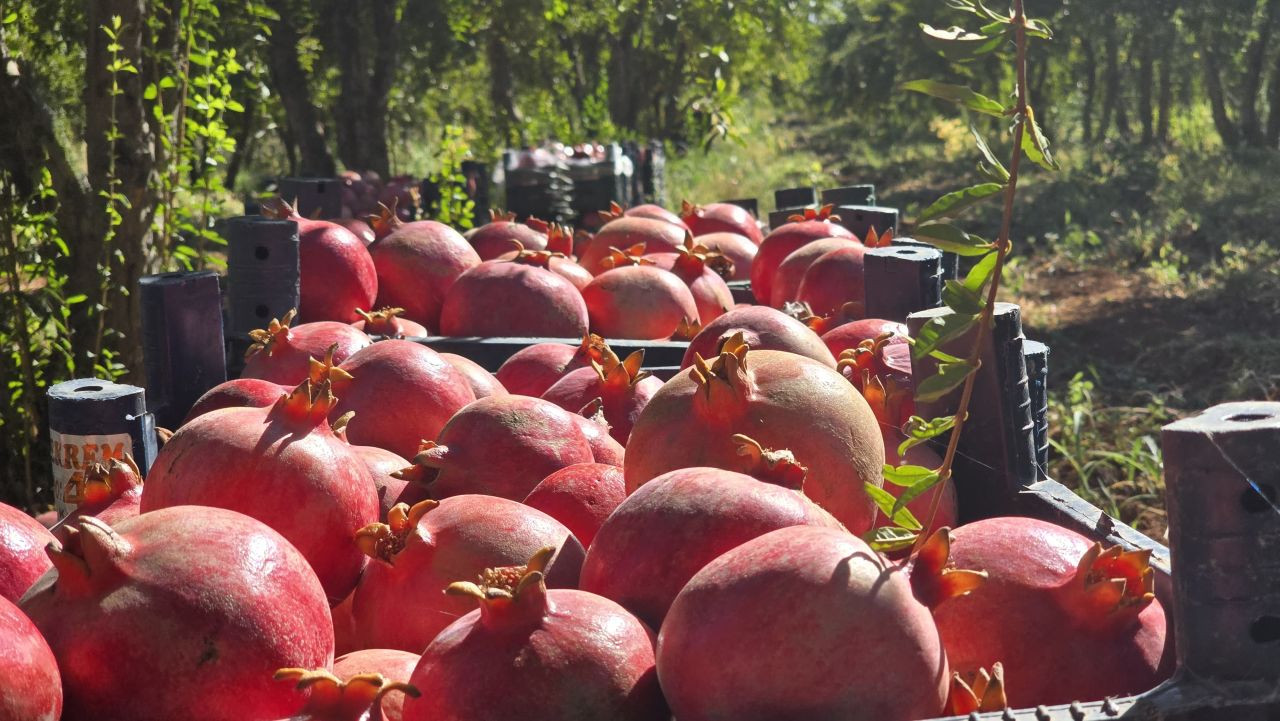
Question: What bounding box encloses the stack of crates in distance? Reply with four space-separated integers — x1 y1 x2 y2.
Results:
502 150 575 225
566 143 634 227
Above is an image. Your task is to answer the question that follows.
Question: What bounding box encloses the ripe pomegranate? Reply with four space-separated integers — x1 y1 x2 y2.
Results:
185 378 287 423
332 649 421 721
582 265 699 340
497 241 594 290
751 205 854 305
797 244 868 317
332 592 359 657
619 201 689 230
681 200 763 244
397 395 595 501
49 455 143 541
681 305 835 368
468 210 548 260
21 508 333 721
658 525 948 721
523 463 626 548
351 308 428 338
333 218 376 246
640 235 734 324
261 198 378 323
141 381 380 601
493 335 608 397
241 310 372 386
913 518 1170 706
331 414 428 521
823 318 908 359
351 498 585 652
0 502 54 604
331 340 476 459
0 594 61 721
541 347 662 444
273 668 419 721
438 260 589 338
573 400 627 466
689 231 756 281
769 236 861 307
578 216 687 274
402 549 668 721
838 336 916 430
583 437 844 627
368 217 480 331
628 336 884 533
438 353 507 399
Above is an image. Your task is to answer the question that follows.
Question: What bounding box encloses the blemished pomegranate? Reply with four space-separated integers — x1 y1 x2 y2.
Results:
572 400 627 466
657 525 948 721
913 518 1171 707
351 498 585 653
438 353 507 399
438 260 589 338
796 244 868 317
185 378 288 423
351 308 428 338
493 335 609 397
688 231 756 281
751 205 854 305
261 198 378 323
272 668 419 721
627 336 884 533
468 210 549 260
141 380 380 602
582 265 700 341
578 216 688 275
332 339 476 460
0 502 55 604
21 508 334 721
523 463 626 548
681 305 836 368
241 310 372 386
401 548 668 721
541 348 662 444
331 649 420 721
582 438 844 627
769 236 861 307
396 395 595 501
49 455 143 542
680 200 763 244
368 217 481 332
0 594 61 721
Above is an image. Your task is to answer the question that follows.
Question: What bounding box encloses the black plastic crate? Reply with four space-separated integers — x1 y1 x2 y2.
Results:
404 335 688 372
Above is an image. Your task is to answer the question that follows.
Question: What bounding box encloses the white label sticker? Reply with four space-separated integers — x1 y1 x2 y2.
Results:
49 432 133 515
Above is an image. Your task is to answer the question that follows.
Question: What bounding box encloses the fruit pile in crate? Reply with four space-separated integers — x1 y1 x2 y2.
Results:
6 187 1278 721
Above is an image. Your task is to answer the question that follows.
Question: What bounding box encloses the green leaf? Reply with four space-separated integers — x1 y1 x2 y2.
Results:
863 525 919 552
1025 18 1053 39
912 311 977 360
917 182 1004 223
901 79 1006 117
899 416 957 456
865 482 922 530
913 223 994 256
919 24 1006 59
916 360 979 403
3 12 17 23
963 251 999 293
1022 106 1058 170
928 348 966 364
971 125 1009 182
65 294 87 304
883 464 938 488
143 83 157 100
942 280 985 315
891 473 945 520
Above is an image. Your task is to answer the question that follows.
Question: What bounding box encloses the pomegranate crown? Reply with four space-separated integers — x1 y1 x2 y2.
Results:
369 198 404 235
545 222 575 256
786 203 841 224
600 243 652 270
63 454 142 506
947 663 1007 715
506 238 570 268
523 215 551 234
784 300 864 335
245 309 297 360
306 343 355 388
732 434 807 491
863 226 894 248
689 332 752 405
1066 542 1156 629
676 230 735 279
259 196 300 221
596 200 628 224
679 199 703 219
45 515 131 595
354 499 440 563
577 333 613 365
354 307 408 335
273 378 341 426
590 347 651 389
908 528 989 610
673 316 702 341
446 546 556 603
488 208 517 223
274 668 420 717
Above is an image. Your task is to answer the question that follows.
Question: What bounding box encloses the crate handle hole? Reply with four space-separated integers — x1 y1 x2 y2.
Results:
76 385 104 392
1226 412 1272 423
254 246 270 261
1240 483 1277 514
254 304 270 319
1249 615 1280 644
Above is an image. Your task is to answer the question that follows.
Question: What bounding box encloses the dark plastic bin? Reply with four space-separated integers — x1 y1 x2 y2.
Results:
404 336 688 372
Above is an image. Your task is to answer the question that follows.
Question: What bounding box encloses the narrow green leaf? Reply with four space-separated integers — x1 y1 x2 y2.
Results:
942 280 985 315
891 473 945 520
65 294 88 304
918 182 1004 222
883 463 938 488
899 415 956 455
971 125 1009 182
913 223 994 256
928 349 966 364
3 12 18 23
912 311 977 360
901 79 1006 117
865 482 923 530
1025 18 1053 39
963 251 999 293
915 360 979 402
1021 107 1058 170
919 25 1006 60
863 526 919 553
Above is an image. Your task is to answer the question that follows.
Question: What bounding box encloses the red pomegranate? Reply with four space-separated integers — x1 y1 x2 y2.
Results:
21 508 333 721
49 455 143 541
493 335 609 397
642 235 734 324
332 592 359 657
573 400 627 466
523 463 626 548
751 205 854 305
541 346 662 444
332 414 428 522
797 244 868 317
438 260 589 338
438 353 507 399
769 236 861 307
680 200 763 244
185 378 287 423
368 217 481 332
912 518 1170 706
141 381 380 602
582 265 699 340
351 308 428 338
331 340 476 460
618 201 689 230
839 337 916 431
332 649 421 721
351 498 585 652
627 336 884 533
497 241 594 290
241 310 372 386
689 231 756 281
658 525 948 721
823 318 908 359
0 502 55 604
273 668 418 721
396 395 595 501
402 549 667 721
681 305 836 368
0 594 61 721
468 210 548 260
261 199 378 323
332 218 376 246
578 216 687 274
583 437 844 627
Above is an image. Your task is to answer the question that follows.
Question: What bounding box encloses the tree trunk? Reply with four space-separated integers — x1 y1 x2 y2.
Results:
608 3 648 133
1111 32 1131 138
1266 46 1280 145
1080 36 1096 142
224 77 259 189
1138 33 1154 144
1202 44 1240 147
265 1 334 176
1156 41 1173 143
1241 0 1279 146
325 0 397 176
1098 29 1119 142
487 29 522 148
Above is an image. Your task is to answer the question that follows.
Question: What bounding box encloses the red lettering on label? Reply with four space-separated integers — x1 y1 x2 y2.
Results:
64 444 79 469
100 442 126 461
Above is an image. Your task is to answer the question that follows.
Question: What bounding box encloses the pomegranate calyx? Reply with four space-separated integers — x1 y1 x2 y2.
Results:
307 344 355 390
370 199 405 236
909 528 988 609
330 411 355 439
597 349 650 389
274 668 421 716
673 316 701 341
679 199 702 219
545 222 575 256
523 216 551 234
601 244 652 270
596 201 627 224
390 441 447 487
785 203 841 224
946 663 1007 715
259 196 299 221
354 307 408 336
275 378 339 427
732 434 807 491
864 226 895 248
488 208 517 223
354 500 439 563
245 309 297 360
46 516 129 594
577 333 612 366
1064 543 1156 629
577 398 613 432
689 332 752 412
63 454 142 506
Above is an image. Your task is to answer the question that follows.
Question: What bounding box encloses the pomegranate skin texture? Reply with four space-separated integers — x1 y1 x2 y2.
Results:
20 508 334 721
541 348 663 444
750 207 854 306
681 305 836 369
185 378 288 424
401 549 668 721
769 236 861 308
261 199 378 324
582 265 700 341
689 231 756 280
369 219 481 332
469 214 548 260
822 318 908 359
681 200 763 244
579 216 687 275
657 525 948 721
796 244 868 317
573 401 627 466
493 334 608 397
0 502 55 604
0 594 61 721
438 261 589 339
438 353 508 400
241 311 373 386
522 463 627 548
